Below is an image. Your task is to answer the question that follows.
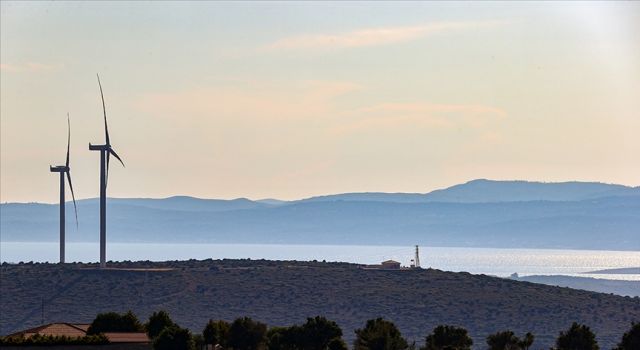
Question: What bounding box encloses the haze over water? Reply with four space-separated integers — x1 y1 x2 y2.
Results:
3 242 638 281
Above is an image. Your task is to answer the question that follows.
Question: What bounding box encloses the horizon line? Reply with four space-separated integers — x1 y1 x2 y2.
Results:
2 178 638 205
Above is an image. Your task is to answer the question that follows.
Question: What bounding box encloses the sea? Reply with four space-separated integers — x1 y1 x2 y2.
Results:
1 242 638 281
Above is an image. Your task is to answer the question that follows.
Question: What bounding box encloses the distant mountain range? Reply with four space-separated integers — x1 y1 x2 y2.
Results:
2 179 639 250
299 179 639 203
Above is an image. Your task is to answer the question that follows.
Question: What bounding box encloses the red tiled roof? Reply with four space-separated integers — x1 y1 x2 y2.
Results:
8 323 87 338
7 323 150 343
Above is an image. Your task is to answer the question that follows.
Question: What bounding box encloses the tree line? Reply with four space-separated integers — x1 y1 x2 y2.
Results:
1 310 638 350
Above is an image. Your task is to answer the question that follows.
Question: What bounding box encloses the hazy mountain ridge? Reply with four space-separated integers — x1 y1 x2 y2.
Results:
74 196 271 212
423 179 639 203
4 179 638 209
299 179 640 203
2 180 639 249
2 182 639 250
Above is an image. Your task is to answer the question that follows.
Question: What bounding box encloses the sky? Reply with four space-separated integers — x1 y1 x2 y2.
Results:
1 1 639 203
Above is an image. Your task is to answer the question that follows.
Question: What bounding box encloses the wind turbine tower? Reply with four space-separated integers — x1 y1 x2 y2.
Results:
49 114 78 263
89 75 125 268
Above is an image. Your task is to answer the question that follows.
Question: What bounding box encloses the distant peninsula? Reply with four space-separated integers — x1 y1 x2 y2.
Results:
510 274 640 297
585 267 640 274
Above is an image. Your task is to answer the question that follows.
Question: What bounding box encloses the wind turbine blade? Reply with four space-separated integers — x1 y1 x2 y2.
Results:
66 171 79 228
109 148 125 167
65 113 70 167
97 74 110 146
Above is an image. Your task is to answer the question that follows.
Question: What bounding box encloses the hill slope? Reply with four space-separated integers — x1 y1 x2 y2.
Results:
1 260 638 349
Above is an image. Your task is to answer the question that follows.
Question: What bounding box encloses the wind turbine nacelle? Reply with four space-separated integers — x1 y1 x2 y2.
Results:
50 166 69 173
89 143 109 151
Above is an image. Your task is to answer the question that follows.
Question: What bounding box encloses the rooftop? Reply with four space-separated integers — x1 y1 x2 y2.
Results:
7 323 150 343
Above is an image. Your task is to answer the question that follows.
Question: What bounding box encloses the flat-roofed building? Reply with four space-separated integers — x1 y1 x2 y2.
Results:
363 259 402 270
380 260 401 269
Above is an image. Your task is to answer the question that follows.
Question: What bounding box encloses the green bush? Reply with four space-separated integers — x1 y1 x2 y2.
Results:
486 330 534 350
0 333 109 346
266 316 345 350
146 310 177 339
354 318 408 350
153 325 195 350
229 317 268 350
486 330 520 350
298 316 344 350
423 325 472 350
267 326 300 350
327 337 349 350
203 319 230 347
87 310 144 334
555 322 599 350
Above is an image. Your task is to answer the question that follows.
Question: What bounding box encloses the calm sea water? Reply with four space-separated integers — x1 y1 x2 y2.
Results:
1 242 638 281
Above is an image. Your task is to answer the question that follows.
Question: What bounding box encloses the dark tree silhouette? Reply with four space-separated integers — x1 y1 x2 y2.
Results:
328 337 349 350
519 332 534 350
486 330 522 350
266 317 344 350
616 323 640 350
555 323 599 350
192 334 205 349
228 317 268 350
267 326 300 350
298 316 344 350
203 319 230 347
146 310 176 339
153 325 194 350
423 325 472 350
87 310 143 335
354 318 408 350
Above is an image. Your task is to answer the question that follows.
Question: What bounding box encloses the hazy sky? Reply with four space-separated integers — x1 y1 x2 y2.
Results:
1 1 639 203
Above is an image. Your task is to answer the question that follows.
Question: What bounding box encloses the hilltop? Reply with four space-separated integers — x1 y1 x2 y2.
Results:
300 179 639 203
1 259 638 349
2 179 639 250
